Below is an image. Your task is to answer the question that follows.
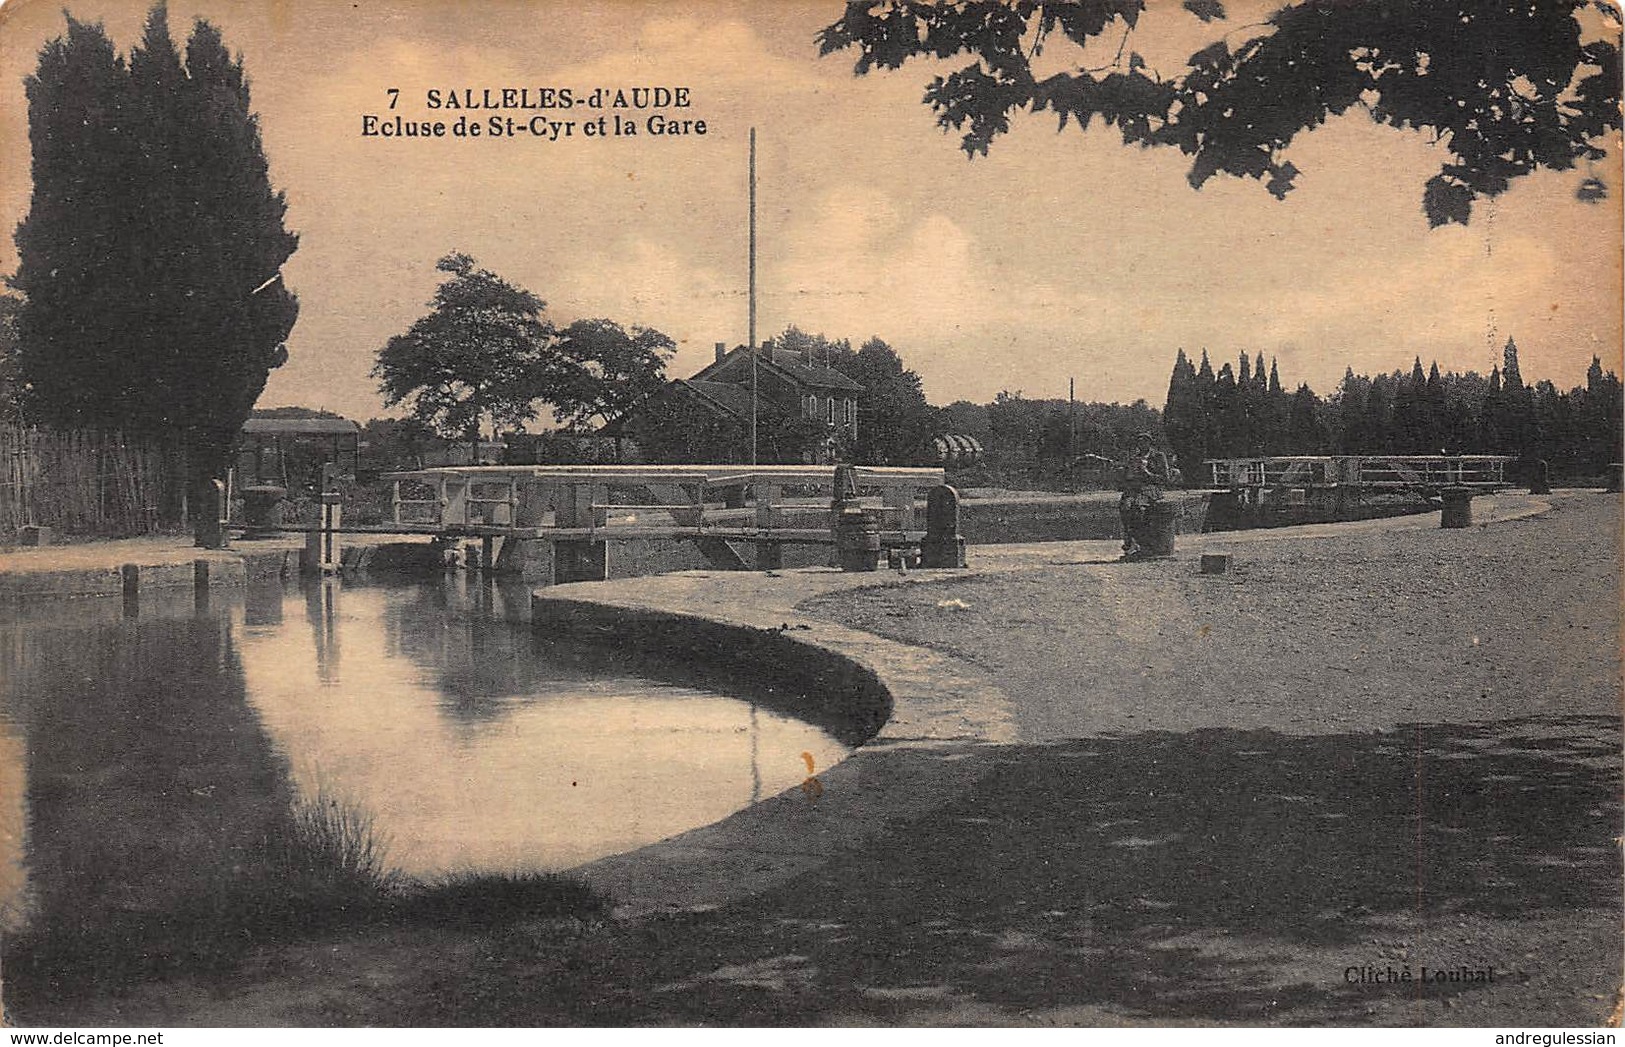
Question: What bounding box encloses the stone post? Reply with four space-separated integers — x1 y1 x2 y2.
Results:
1440 486 1473 529
920 484 967 568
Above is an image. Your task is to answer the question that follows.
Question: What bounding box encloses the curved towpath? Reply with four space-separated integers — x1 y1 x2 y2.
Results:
543 491 1560 911
515 490 1619 1027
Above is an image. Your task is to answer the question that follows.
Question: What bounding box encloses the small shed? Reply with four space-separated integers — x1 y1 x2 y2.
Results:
237 417 361 490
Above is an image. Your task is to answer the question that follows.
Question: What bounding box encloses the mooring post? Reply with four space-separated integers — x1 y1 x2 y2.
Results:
1440 485 1473 529
830 464 880 572
920 484 967 568
1528 458 1551 495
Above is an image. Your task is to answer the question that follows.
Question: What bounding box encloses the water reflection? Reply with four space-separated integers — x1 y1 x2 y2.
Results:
239 578 848 876
0 598 298 984
0 573 851 955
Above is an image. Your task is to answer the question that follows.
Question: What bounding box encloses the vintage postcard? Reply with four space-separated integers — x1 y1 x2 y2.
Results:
0 0 1620 1033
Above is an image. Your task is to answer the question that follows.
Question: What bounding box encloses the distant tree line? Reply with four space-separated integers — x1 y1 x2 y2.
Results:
723 328 1163 484
1163 339 1624 481
937 392 1163 490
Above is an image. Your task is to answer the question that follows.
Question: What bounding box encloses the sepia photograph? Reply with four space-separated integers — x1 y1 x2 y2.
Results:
0 0 1620 1031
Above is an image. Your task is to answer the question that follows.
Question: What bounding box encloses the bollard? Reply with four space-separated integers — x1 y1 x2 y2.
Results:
1137 501 1179 557
1528 458 1551 495
1440 486 1473 528
920 484 967 569
829 463 870 570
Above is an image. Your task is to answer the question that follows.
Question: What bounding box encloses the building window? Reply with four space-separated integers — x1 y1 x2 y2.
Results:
844 399 854 425
827 398 836 424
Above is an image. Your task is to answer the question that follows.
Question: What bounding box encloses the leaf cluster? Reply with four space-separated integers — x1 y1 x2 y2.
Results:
818 0 1623 225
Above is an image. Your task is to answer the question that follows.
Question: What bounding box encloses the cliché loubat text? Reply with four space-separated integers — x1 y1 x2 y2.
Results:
1344 964 1497 984
359 86 709 141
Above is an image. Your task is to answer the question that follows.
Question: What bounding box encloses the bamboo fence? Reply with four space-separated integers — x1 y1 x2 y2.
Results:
0 424 186 537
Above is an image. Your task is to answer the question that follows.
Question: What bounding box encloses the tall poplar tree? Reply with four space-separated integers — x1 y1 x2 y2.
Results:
11 16 131 426
12 5 299 501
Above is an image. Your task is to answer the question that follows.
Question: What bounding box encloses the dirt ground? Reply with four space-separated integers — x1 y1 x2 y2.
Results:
8 492 1620 1028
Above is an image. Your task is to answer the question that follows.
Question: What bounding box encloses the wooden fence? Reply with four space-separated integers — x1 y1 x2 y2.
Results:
0 424 186 537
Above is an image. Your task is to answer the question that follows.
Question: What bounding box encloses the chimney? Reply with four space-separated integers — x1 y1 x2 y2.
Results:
714 341 726 364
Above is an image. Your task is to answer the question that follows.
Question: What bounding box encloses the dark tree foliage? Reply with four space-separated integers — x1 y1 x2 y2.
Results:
12 6 299 483
11 17 129 428
623 393 749 465
373 253 556 444
1160 342 1623 478
1286 382 1328 452
550 318 675 432
622 395 829 466
827 335 938 465
356 416 438 473
976 388 1161 488
818 0 1622 225
1162 347 1204 474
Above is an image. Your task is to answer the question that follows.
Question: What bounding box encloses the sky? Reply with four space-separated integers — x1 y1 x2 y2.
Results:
0 0 1620 423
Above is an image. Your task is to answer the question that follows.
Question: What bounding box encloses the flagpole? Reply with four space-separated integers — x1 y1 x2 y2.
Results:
749 126 758 466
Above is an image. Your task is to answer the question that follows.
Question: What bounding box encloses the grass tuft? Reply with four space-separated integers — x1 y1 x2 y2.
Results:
272 785 400 904
391 870 612 928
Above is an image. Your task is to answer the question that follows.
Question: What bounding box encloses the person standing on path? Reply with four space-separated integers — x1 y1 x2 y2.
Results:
1119 431 1172 560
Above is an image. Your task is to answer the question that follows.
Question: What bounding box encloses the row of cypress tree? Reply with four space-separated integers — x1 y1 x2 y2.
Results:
10 5 299 492
1163 340 1624 481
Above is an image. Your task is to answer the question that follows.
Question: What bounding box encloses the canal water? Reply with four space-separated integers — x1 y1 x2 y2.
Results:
0 576 851 941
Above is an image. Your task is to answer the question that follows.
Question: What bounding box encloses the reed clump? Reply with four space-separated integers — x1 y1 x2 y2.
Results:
266 785 400 912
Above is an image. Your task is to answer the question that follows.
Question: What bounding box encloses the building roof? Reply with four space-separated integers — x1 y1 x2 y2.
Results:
694 346 865 393
767 354 865 392
681 379 759 418
599 378 784 436
242 417 360 436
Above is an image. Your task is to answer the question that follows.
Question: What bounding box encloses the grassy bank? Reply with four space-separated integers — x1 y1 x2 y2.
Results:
3 780 609 1015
